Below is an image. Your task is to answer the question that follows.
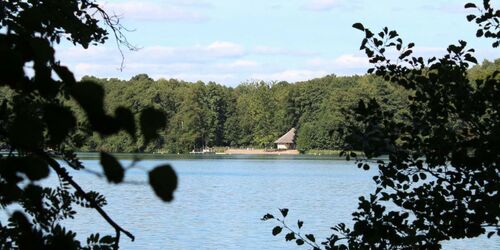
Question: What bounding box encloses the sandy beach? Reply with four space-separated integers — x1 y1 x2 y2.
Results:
224 149 300 155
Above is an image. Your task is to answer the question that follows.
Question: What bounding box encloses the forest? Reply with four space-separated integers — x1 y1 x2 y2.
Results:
3 59 494 154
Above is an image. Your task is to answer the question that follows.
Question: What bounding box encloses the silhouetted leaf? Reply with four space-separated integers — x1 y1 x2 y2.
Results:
280 208 289 217
44 104 76 145
464 54 478 64
71 81 120 135
419 173 427 180
11 211 45 249
8 112 44 150
99 152 124 183
115 107 136 139
140 107 166 145
306 234 315 242
21 156 49 181
149 165 177 202
53 64 76 87
296 239 304 245
261 214 274 221
412 174 419 182
363 164 370 170
464 3 477 8
352 23 365 31
285 232 295 241
99 235 115 244
298 220 303 229
272 226 283 236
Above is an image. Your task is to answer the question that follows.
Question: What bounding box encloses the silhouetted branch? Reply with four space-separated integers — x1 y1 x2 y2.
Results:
38 151 135 242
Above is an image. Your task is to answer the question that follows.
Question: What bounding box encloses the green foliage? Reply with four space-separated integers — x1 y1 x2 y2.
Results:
264 1 499 249
51 74 413 153
0 1 177 249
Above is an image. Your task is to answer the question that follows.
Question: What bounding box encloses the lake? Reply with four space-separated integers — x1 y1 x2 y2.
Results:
39 155 500 249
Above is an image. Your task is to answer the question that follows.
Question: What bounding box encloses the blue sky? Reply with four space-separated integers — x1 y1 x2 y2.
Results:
56 0 499 86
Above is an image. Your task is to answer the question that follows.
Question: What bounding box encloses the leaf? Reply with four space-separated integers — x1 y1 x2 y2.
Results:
8 112 44 150
53 64 76 87
352 23 365 31
10 211 44 249
419 173 427 180
464 54 478 64
363 164 370 170
99 235 115 244
115 107 136 139
99 152 124 183
464 3 477 8
476 29 484 37
399 50 412 59
306 234 316 242
272 226 282 236
412 174 419 182
44 104 76 145
71 81 119 135
261 214 274 221
149 164 178 202
466 14 476 21
360 38 368 50
140 107 166 145
285 232 295 241
296 239 304 245
21 156 50 181
298 220 303 229
71 81 105 116
280 208 289 217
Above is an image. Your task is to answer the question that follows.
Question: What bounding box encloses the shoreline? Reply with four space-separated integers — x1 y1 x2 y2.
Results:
224 149 300 155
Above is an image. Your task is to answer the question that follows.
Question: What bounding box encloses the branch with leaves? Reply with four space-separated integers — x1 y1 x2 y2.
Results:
262 209 321 250
0 1 178 249
264 1 499 249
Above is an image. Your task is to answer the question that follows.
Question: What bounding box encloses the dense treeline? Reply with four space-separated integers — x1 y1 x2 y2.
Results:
2 59 497 153
73 59 500 153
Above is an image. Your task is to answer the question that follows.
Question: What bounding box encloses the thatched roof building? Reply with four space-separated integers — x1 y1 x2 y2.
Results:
274 128 296 149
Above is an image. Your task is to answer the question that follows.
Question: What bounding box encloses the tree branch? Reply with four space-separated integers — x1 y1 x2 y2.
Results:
37 151 135 242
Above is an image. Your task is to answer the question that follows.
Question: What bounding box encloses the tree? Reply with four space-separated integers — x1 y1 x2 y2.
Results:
0 1 177 249
263 0 499 249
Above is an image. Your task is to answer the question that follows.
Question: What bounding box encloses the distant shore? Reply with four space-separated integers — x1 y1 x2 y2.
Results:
224 149 300 155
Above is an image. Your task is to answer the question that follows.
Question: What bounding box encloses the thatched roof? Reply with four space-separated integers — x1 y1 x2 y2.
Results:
274 128 296 144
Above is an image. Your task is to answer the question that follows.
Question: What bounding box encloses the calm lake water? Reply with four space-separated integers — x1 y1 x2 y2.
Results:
35 155 500 249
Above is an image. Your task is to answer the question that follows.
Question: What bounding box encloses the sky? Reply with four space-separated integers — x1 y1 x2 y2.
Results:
55 0 499 86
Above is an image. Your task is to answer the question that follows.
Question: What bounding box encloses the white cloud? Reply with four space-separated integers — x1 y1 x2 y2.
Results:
152 73 236 84
302 0 361 11
131 42 245 63
170 0 212 8
251 69 329 82
57 41 246 65
102 1 208 22
308 54 369 68
253 46 316 56
303 0 341 11
420 3 467 14
56 43 380 85
205 41 246 57
214 60 260 70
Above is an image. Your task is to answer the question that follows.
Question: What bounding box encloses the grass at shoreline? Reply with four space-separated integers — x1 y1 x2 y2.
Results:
303 149 365 157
